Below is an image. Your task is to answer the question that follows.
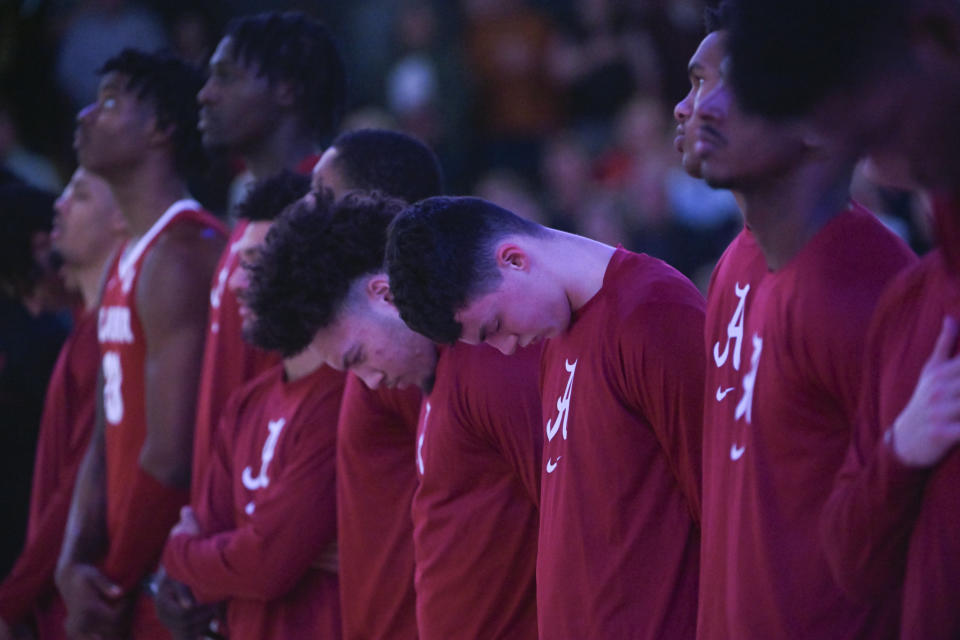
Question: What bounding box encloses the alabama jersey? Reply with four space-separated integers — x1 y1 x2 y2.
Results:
337 376 421 640
822 192 960 640
697 228 767 637
97 199 225 637
163 363 345 640
0 311 98 639
538 247 705 639
413 342 542 640
192 219 279 502
699 202 914 639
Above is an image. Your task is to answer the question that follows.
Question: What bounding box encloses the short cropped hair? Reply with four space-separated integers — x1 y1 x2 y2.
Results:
235 170 310 222
225 11 347 142
331 128 445 203
100 49 206 178
385 196 544 345
726 0 908 119
0 184 56 297
246 190 406 356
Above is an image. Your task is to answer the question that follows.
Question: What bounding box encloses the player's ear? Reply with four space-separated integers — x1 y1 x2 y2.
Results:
495 242 528 271
365 273 392 305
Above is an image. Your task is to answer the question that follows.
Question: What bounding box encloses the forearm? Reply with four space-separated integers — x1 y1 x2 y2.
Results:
820 432 929 601
100 467 188 590
56 429 108 578
163 479 336 603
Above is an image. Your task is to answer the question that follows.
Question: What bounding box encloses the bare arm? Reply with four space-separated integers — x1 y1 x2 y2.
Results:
100 224 224 590
55 373 127 638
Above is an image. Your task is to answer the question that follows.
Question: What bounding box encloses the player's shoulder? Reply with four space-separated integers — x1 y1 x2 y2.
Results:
870 250 945 333
802 203 913 285
600 250 704 341
156 208 226 256
142 210 226 287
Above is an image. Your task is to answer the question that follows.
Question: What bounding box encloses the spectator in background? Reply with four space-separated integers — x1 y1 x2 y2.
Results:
0 169 126 640
55 0 167 110
548 0 658 139
473 168 546 225
539 130 623 246
0 184 72 585
0 100 62 192
385 0 471 191
462 0 562 180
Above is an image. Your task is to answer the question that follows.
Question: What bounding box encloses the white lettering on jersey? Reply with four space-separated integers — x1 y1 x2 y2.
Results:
98 307 135 344
734 333 762 424
730 333 763 461
713 282 750 370
242 418 286 491
102 351 124 425
210 264 229 311
545 359 577 472
417 402 431 476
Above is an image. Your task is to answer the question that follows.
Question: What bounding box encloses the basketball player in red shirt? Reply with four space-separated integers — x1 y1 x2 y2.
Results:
160 171 345 640
682 5 915 636
245 191 543 640
312 128 444 640
385 196 705 639
0 169 126 640
723 0 960 636
54 49 226 640
192 9 346 522
672 9 766 636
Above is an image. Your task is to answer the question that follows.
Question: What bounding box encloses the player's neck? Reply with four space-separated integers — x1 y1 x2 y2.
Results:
740 160 853 271
70 243 124 311
283 345 325 382
109 161 192 238
243 121 315 181
546 230 618 311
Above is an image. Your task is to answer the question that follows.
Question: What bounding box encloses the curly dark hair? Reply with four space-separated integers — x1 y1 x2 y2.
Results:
726 0 908 119
235 170 310 222
99 49 206 179
329 129 444 203
246 190 406 355
385 196 544 345
0 184 56 298
225 11 347 143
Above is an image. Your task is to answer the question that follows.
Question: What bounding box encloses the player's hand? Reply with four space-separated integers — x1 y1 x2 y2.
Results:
152 567 220 640
55 563 127 639
892 316 960 467
170 506 200 538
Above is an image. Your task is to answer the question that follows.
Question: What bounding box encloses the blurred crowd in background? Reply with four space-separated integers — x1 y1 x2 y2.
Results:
1 0 932 294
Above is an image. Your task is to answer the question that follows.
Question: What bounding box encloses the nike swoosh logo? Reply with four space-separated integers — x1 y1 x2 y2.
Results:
730 444 745 460
546 456 561 473
716 386 735 401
